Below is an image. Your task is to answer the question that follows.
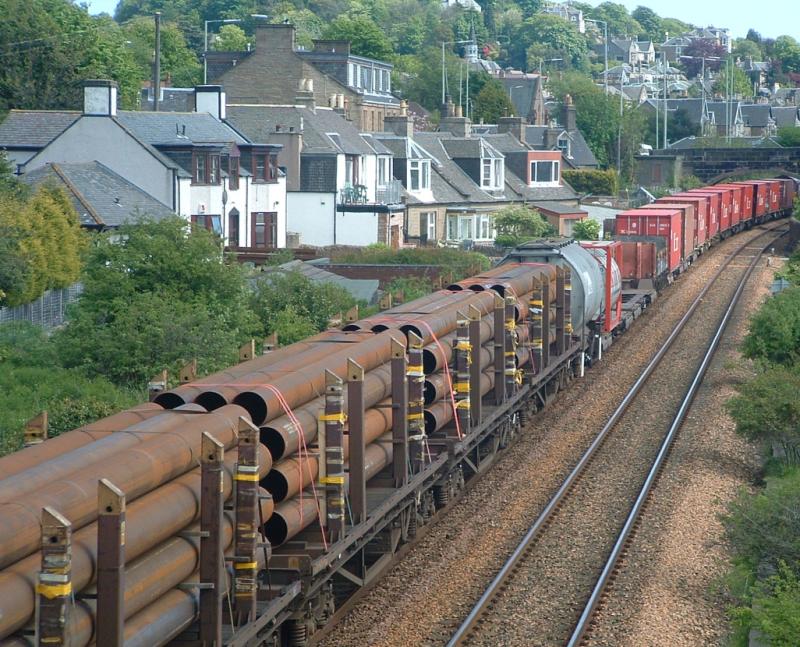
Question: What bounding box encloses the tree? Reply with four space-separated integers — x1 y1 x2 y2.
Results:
572 218 600 240
586 2 642 38
322 15 393 60
493 206 554 247
774 35 800 75
212 24 248 51
714 65 753 99
631 6 662 41
0 0 141 111
777 127 800 147
646 106 700 146
269 3 325 50
473 79 515 123
512 14 588 71
733 37 763 62
54 217 260 386
681 40 726 78
741 286 800 367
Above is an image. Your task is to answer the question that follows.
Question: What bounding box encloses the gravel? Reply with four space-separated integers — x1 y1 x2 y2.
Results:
580 252 784 647
319 228 780 647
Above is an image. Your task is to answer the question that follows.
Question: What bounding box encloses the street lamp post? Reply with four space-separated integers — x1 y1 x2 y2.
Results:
586 18 608 95
441 40 473 108
204 15 268 84
538 57 563 75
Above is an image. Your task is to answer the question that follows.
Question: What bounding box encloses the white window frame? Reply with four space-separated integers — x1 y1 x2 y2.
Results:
530 160 561 186
409 159 430 192
446 214 494 242
423 211 436 240
481 157 504 190
447 215 458 240
378 156 390 186
557 133 572 159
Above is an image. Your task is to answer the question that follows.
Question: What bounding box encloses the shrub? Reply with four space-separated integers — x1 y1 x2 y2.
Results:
572 218 600 241
562 169 619 195
493 206 554 248
332 246 490 282
742 287 800 367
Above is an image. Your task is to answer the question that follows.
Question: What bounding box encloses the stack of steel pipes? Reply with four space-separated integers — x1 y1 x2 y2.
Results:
0 262 558 645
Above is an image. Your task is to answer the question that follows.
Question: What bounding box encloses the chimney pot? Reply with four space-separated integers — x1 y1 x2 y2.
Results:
83 80 118 117
194 84 226 120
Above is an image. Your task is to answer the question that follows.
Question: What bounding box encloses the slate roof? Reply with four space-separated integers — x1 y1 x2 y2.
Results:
22 162 174 227
0 110 80 149
531 201 585 215
480 133 529 154
706 101 742 126
740 104 773 128
115 111 248 147
524 126 598 168
504 168 579 202
226 105 374 156
499 77 541 120
139 88 196 112
772 106 800 128
260 259 380 303
642 98 707 125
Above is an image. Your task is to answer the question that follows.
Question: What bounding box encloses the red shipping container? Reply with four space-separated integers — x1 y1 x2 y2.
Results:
616 238 667 285
767 180 782 214
778 178 797 211
749 181 769 217
663 195 708 246
691 189 730 234
615 209 682 272
650 201 696 260
687 190 720 237
713 184 744 227
730 181 756 222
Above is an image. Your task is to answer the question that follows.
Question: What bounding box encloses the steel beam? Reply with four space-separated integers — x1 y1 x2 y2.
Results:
505 296 518 396
556 267 566 356
530 278 543 377
454 313 471 438
390 338 408 487
233 418 260 623
36 507 72 646
347 359 367 524
542 274 551 368
564 266 573 349
323 370 345 542
493 294 506 405
200 432 224 646
406 331 425 474
468 305 482 426
96 479 126 647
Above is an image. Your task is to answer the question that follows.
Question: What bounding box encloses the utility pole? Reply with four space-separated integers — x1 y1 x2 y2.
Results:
663 51 668 149
617 69 623 174
153 12 161 112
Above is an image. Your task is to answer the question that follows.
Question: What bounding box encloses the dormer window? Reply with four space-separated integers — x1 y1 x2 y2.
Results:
557 133 572 159
193 152 221 185
481 157 504 190
253 152 278 183
530 160 561 186
409 159 430 191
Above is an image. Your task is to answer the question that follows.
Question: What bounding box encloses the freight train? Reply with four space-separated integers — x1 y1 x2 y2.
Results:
0 177 794 647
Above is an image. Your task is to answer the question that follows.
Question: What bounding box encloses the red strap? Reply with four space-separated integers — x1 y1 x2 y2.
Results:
416 321 463 440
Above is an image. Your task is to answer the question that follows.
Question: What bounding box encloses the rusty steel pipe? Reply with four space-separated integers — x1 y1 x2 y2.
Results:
153 329 371 408
233 330 404 426
449 262 557 298
259 360 396 461
190 331 379 411
424 347 492 406
262 403 392 502
0 404 248 572
0 444 271 639
342 291 472 332
0 404 207 504
55 492 274 647
0 403 164 481
264 436 393 546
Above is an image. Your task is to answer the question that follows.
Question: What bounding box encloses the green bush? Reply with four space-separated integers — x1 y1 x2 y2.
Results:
742 287 800 367
493 206 554 248
385 276 435 303
739 563 800 646
572 218 600 241
562 169 619 195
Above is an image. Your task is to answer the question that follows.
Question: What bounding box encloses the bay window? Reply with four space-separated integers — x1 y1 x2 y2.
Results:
530 160 561 186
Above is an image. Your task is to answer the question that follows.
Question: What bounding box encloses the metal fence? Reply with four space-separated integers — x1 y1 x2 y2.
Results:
0 284 84 330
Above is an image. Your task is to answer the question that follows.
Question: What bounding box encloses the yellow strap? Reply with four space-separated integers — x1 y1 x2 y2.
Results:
505 322 516 332
566 324 573 334
320 413 347 424
407 365 423 375
504 351 516 357
530 300 543 307
234 473 260 482
37 582 72 599
234 561 259 570
407 412 424 420
455 399 471 409
515 369 524 385
454 382 470 393
328 498 346 506
455 341 472 351
320 475 345 485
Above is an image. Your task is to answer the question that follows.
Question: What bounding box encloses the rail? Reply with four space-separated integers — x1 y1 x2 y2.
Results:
447 223 788 646
566 225 788 646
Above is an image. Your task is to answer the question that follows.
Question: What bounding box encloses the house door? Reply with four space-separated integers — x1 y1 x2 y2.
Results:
252 212 277 249
228 208 240 248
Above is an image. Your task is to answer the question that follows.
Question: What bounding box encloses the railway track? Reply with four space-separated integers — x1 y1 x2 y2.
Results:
446 223 787 647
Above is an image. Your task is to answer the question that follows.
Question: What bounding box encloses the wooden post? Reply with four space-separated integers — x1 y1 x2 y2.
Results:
179 359 197 384
262 332 278 355
233 418 260 623
344 305 359 323
199 432 224 646
493 293 506 405
147 370 168 401
406 332 425 473
36 508 72 646
239 339 256 362
390 338 408 487
468 305 482 426
96 479 126 647
505 296 518 396
347 359 367 525
322 370 345 541
530 278 543 377
454 313 471 438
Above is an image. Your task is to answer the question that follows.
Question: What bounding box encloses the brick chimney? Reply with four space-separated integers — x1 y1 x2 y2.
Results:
562 93 577 131
295 78 316 111
543 120 561 149
498 116 525 143
194 85 226 120
83 80 117 117
256 24 295 53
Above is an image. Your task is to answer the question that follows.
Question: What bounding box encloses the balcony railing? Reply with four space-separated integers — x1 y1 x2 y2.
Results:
339 180 403 206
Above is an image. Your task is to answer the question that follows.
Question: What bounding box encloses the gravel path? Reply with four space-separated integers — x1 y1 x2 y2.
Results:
581 253 784 647
320 228 778 647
